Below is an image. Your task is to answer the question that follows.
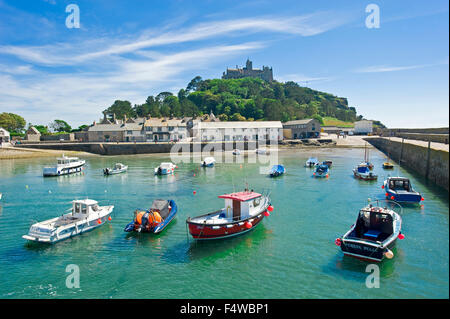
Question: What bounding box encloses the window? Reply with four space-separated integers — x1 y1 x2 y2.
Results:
146 127 152 132
158 127 162 132
74 203 81 213
81 205 87 214
168 126 174 131
127 130 132 134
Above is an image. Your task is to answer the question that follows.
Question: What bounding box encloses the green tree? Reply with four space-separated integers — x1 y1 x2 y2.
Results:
0 112 26 133
104 100 135 120
50 119 72 133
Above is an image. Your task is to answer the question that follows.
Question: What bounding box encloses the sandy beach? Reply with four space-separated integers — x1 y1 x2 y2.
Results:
0 146 93 160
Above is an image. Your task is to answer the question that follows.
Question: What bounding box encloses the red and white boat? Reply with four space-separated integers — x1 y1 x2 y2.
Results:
186 189 273 240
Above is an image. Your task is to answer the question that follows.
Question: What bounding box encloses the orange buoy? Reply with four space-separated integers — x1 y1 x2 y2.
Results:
390 196 395 200
108 216 112 221
421 197 424 201
97 219 101 224
398 233 405 240
244 222 252 229
335 238 341 246
263 211 270 217
385 193 389 197
381 185 384 189
267 205 274 212
193 190 196 195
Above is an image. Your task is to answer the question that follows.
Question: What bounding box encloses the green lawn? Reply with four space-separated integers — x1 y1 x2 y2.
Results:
322 117 355 128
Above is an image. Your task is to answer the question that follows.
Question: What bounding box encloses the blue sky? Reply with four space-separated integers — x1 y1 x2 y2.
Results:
0 0 448 128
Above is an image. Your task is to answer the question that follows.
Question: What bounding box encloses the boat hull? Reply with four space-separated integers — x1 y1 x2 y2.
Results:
341 238 396 262
187 213 265 240
353 170 377 180
23 207 113 244
43 162 85 176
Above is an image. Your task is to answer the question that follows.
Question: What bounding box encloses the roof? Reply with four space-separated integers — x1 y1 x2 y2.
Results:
88 123 126 132
194 121 282 129
218 191 262 202
144 118 187 127
27 126 41 134
72 199 98 205
283 119 317 126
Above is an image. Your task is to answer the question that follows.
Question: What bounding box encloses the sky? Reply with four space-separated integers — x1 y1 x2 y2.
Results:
0 0 448 128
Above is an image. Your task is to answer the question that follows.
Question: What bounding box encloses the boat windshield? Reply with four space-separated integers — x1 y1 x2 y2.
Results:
389 179 411 191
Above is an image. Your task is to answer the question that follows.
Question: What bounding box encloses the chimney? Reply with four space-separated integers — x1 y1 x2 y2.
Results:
124 114 127 123
93 121 96 126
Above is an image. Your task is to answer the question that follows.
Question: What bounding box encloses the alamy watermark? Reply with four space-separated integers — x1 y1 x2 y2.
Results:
65 4 80 29
365 4 380 29
365 264 380 288
65 264 80 289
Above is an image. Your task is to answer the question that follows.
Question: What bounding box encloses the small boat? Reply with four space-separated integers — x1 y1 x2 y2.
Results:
322 160 332 167
43 154 85 176
22 199 114 244
154 162 176 175
382 162 395 169
103 163 128 175
269 164 285 177
0 193 2 200
186 189 272 240
336 200 403 262
383 177 423 203
305 157 319 167
353 164 377 180
232 149 241 155
201 157 216 167
313 164 329 177
256 148 270 155
124 199 177 234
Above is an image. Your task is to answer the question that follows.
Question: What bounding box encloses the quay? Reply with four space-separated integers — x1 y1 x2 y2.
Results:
365 137 449 191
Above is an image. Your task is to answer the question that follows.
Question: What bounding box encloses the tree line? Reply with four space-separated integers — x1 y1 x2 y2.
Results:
103 77 364 124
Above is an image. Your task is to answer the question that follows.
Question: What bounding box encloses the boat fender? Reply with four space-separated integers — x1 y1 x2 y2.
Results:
398 233 405 240
335 238 341 246
244 222 252 229
267 205 274 212
384 249 394 259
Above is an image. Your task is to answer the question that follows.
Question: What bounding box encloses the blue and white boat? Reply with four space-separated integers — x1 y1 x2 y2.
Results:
124 199 178 234
269 164 285 177
154 162 176 175
201 157 216 167
383 177 423 203
313 164 329 178
305 157 319 167
353 164 377 180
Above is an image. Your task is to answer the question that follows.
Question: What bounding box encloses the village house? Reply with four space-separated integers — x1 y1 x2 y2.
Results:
192 121 283 142
144 118 188 142
354 120 373 135
282 119 321 139
0 127 10 146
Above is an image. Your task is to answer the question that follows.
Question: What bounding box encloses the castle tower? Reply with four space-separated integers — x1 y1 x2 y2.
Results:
245 58 253 70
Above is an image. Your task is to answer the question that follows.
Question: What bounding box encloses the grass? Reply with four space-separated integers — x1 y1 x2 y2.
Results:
322 117 355 128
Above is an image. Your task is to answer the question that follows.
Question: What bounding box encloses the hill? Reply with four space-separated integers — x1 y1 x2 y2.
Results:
104 77 383 127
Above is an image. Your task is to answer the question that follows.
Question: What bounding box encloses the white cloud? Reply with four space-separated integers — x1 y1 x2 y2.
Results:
354 64 432 73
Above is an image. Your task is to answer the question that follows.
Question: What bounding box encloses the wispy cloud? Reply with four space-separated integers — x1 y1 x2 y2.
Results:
0 10 351 126
277 73 335 84
0 13 349 66
353 63 442 73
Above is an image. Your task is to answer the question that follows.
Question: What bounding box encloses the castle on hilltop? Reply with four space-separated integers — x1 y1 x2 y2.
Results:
222 59 273 82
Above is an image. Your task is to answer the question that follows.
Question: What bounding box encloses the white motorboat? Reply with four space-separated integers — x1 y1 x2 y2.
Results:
43 154 85 176
154 162 176 175
201 157 216 167
232 149 241 155
256 148 270 155
22 199 114 244
0 193 2 200
104 163 128 175
305 157 319 167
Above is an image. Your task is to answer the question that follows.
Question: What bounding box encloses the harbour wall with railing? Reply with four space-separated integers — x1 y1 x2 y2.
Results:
365 137 449 191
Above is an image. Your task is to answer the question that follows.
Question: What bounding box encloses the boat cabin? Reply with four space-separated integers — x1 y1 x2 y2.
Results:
57 156 80 165
354 206 394 241
71 199 100 218
387 177 412 192
356 165 370 174
218 191 263 221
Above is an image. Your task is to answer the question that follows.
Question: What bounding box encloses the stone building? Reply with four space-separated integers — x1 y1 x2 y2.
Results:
354 120 373 135
25 126 41 141
222 59 273 82
144 118 188 142
282 119 321 139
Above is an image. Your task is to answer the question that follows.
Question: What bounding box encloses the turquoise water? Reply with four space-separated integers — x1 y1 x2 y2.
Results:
0 148 448 299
